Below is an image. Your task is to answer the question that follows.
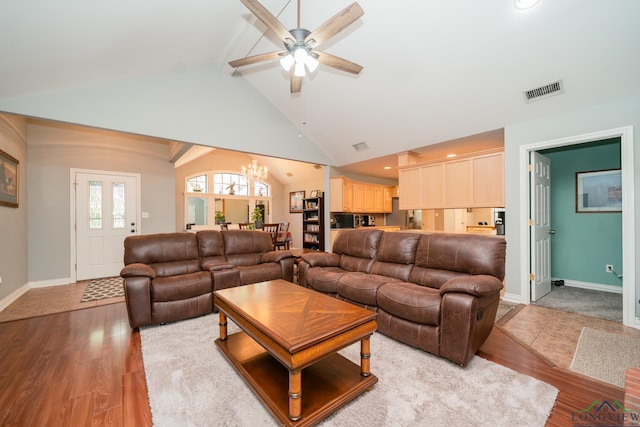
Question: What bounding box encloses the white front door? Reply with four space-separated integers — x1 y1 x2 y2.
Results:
530 152 552 301
75 171 139 280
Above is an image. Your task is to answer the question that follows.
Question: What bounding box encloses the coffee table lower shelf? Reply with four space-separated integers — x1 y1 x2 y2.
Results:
215 331 378 427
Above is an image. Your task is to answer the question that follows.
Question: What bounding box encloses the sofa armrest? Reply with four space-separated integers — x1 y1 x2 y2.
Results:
439 275 503 298
262 250 293 263
300 252 340 267
203 261 235 271
120 263 156 279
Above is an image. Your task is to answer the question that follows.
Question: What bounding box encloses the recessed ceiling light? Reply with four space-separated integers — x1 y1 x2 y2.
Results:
514 0 540 10
446 153 457 158
383 166 391 170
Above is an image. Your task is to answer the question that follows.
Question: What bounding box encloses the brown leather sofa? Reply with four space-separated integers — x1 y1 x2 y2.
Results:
120 230 294 328
298 229 506 366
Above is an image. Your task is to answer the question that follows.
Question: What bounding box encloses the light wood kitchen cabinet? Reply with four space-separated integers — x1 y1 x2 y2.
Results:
444 159 472 207
398 149 504 209
330 177 393 213
398 167 421 209
420 163 444 207
472 152 504 206
352 183 365 212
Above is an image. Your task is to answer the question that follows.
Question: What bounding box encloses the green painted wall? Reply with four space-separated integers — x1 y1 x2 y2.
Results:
541 138 622 287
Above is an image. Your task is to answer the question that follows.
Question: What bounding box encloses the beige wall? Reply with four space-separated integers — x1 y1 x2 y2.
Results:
0 115 28 302
174 150 324 248
27 122 175 283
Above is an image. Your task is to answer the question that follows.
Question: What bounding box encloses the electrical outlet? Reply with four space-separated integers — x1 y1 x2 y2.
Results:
606 264 614 273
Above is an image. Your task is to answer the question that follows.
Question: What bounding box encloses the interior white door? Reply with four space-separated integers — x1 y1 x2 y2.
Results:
75 171 139 280
530 152 552 301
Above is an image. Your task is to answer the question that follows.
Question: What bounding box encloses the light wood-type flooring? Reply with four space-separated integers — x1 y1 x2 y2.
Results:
0 284 636 426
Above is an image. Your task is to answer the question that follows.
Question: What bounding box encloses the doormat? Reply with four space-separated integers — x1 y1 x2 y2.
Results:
81 276 125 302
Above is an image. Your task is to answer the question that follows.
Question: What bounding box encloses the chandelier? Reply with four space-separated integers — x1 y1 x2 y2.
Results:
241 160 268 183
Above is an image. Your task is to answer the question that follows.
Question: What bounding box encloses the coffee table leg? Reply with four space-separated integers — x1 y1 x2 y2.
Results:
219 312 227 341
360 336 371 377
288 370 302 421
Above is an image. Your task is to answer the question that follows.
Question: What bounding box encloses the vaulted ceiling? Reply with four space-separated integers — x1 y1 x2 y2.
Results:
1 1 639 182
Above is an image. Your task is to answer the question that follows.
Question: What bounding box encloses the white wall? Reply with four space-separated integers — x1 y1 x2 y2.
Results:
27 122 175 283
0 115 27 302
504 94 640 319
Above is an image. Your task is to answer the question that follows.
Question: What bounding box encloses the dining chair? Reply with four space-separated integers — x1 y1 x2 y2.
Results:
275 222 290 250
261 223 280 248
238 223 251 229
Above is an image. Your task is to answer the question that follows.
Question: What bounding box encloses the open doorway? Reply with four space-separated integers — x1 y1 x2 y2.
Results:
520 126 636 327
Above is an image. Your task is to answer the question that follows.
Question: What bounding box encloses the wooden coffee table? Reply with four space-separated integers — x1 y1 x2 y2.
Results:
214 279 378 426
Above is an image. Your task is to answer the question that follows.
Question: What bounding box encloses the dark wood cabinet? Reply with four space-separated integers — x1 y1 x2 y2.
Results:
302 196 324 251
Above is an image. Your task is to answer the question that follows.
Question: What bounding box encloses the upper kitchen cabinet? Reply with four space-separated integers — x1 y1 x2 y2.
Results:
330 177 393 213
398 150 504 209
472 152 504 206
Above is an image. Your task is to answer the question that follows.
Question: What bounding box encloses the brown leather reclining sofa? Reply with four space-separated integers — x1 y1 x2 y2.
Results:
298 228 506 366
120 230 294 328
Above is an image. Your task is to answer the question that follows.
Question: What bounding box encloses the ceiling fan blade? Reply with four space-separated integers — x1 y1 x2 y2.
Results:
229 51 284 68
290 69 302 93
315 51 363 75
305 2 364 49
240 0 293 43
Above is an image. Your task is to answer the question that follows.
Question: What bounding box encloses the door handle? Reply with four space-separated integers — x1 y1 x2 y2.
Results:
548 229 556 235
131 229 136 233
130 222 136 226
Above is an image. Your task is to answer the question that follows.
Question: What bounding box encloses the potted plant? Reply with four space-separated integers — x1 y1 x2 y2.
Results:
251 205 263 229
215 211 225 224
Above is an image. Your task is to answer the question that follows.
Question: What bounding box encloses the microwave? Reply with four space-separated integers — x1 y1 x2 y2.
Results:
361 215 376 226
333 214 360 228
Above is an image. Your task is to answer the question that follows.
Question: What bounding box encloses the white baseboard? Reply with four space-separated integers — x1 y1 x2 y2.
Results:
28 278 72 288
555 278 623 294
501 292 523 304
0 284 30 312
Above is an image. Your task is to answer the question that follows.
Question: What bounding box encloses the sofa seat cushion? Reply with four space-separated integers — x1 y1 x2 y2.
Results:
337 272 400 306
305 266 350 294
377 282 441 326
151 271 212 302
237 263 283 285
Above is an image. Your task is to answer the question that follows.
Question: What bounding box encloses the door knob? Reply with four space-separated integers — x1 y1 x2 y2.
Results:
548 229 556 235
131 229 136 233
130 222 135 226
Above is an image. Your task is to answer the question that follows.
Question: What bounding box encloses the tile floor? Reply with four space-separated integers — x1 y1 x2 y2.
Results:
497 303 640 370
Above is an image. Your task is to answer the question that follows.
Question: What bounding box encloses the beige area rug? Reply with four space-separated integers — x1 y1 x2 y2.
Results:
140 314 558 427
80 276 124 302
570 327 640 388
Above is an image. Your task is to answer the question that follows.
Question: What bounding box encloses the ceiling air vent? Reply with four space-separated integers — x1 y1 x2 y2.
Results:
523 80 564 102
352 142 369 152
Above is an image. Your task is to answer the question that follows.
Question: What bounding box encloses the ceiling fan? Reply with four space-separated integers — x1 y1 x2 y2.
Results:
229 0 364 93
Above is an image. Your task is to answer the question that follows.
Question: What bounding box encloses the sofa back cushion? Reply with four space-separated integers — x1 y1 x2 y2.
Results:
332 229 383 273
222 230 273 266
409 233 506 288
196 230 226 266
370 232 421 281
123 233 201 277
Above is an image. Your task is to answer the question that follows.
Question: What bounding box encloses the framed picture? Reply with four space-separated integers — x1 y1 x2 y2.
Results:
309 190 318 198
576 169 621 213
0 149 19 208
289 190 305 213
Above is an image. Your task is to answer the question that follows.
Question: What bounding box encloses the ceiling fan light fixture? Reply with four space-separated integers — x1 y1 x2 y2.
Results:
280 54 295 71
294 61 306 77
293 47 308 63
304 54 319 73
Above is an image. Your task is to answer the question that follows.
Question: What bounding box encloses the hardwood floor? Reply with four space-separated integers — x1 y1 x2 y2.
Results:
0 300 627 426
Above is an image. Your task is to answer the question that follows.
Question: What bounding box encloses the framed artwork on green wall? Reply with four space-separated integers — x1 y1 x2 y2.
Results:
576 169 622 213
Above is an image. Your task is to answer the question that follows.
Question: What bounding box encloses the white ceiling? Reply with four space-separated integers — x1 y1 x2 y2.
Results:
2 1 640 182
